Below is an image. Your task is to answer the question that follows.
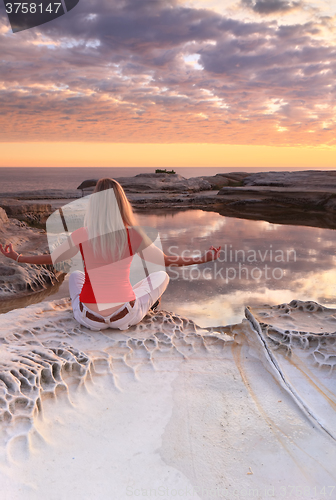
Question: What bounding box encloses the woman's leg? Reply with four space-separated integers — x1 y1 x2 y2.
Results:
69 270 85 302
109 271 169 330
127 271 170 327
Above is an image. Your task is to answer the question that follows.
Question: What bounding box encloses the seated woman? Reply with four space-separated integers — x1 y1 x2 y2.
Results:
0 178 220 331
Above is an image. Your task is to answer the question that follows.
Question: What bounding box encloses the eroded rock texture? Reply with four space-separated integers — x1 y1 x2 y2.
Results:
0 210 59 299
0 299 233 455
246 300 336 441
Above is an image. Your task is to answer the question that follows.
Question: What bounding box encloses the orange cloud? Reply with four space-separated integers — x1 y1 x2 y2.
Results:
1 142 335 168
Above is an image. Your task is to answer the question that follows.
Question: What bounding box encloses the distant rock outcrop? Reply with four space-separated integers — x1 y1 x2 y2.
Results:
200 172 249 189
243 170 336 189
76 172 250 195
1 170 336 234
77 179 98 196
123 173 212 192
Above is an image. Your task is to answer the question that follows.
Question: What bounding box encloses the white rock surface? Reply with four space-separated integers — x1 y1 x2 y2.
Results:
0 299 335 498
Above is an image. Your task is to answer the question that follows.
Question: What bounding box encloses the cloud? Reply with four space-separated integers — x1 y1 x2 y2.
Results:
0 0 335 145
241 0 302 15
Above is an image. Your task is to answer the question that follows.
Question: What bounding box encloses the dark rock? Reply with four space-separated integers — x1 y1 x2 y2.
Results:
134 173 184 180
243 170 336 188
77 179 98 190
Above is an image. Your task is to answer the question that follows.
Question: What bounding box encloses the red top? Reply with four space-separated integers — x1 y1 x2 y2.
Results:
71 226 143 304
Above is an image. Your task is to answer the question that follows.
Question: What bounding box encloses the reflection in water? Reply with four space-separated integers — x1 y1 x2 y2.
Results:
33 210 336 327
136 210 336 327
0 273 66 315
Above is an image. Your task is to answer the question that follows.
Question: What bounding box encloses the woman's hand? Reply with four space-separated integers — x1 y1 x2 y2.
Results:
0 243 19 261
203 246 221 263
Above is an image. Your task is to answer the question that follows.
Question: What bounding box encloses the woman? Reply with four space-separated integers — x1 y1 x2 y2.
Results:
0 178 221 331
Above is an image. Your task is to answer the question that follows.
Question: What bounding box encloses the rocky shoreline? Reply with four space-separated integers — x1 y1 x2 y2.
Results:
0 170 335 302
0 295 335 486
1 201 335 493
1 170 336 230
109 170 336 229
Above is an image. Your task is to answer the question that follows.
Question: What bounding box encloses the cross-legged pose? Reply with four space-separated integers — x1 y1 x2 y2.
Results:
0 178 220 331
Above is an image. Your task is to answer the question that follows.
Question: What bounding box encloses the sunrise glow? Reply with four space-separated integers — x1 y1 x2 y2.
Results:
1 0 335 167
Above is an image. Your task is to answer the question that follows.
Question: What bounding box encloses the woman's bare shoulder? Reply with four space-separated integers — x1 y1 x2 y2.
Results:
70 226 88 246
128 226 152 251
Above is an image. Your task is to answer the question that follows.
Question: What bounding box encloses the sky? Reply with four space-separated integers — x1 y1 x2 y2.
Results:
0 0 336 168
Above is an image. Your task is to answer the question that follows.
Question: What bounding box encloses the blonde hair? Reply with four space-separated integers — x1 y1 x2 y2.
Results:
84 178 137 259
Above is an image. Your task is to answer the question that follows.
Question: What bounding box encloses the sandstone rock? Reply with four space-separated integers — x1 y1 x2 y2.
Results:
243 170 336 189
0 207 8 225
134 173 185 180
2 189 80 200
200 176 230 189
76 172 249 194
0 296 335 490
115 173 211 193
200 173 249 189
215 185 336 228
0 199 53 226
217 185 336 202
325 198 336 211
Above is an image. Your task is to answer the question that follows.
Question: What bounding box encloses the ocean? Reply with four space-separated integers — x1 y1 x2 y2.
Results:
0 165 312 195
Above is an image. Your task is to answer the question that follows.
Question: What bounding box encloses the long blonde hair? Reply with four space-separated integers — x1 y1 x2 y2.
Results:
84 178 137 259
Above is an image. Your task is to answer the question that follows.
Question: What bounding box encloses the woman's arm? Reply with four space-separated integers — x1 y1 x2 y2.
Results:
140 242 221 267
132 226 221 267
0 236 79 266
0 243 52 265
164 246 221 267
